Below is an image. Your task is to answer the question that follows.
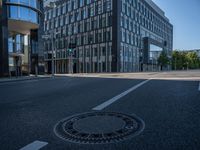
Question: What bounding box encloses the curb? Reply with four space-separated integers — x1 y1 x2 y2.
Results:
0 76 51 83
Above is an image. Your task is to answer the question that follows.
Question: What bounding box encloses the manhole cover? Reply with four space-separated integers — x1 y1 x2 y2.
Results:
54 112 145 144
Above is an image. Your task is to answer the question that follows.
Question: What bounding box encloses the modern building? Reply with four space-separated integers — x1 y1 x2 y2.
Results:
43 0 58 7
43 0 173 74
0 0 43 77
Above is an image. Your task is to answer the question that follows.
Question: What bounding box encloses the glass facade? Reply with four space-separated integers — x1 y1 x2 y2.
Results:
8 34 25 53
8 0 38 8
7 0 40 24
120 0 173 72
149 44 162 61
4 0 42 76
44 0 113 73
43 0 173 73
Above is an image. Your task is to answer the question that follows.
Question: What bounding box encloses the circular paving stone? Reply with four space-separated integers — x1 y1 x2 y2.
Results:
54 111 145 144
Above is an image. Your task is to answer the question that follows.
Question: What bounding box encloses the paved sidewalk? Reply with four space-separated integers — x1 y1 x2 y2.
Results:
0 75 52 83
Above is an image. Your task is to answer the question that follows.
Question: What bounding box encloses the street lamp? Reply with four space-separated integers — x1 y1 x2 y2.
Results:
42 31 60 77
42 34 54 76
68 42 76 74
139 49 143 72
42 2 60 77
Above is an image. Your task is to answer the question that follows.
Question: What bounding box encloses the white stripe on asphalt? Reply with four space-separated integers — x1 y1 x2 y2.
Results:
198 82 200 91
92 79 151 111
19 141 48 150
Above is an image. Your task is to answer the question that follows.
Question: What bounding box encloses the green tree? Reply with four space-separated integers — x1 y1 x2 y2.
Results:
157 51 169 70
172 50 200 70
185 52 199 69
172 50 186 70
172 51 178 70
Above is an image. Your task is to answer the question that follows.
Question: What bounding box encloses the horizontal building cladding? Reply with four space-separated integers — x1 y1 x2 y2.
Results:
43 0 173 73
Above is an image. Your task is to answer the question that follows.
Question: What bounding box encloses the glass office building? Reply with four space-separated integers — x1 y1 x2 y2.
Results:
0 0 43 77
43 0 173 74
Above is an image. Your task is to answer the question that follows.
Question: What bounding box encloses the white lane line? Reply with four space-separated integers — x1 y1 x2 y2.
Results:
198 82 200 91
92 79 151 111
19 141 48 150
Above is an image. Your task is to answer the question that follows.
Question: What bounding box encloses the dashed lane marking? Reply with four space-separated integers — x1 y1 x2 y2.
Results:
19 140 48 150
92 79 151 111
198 82 200 91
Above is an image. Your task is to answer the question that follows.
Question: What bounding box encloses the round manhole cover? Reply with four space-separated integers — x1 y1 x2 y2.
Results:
54 112 145 144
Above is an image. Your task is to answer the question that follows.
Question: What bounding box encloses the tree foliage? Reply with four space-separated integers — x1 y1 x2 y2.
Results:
172 50 200 70
157 51 170 70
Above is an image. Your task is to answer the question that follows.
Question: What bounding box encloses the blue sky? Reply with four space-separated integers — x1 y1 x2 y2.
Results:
152 0 200 50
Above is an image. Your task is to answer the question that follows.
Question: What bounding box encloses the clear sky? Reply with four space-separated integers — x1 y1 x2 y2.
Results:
152 0 200 50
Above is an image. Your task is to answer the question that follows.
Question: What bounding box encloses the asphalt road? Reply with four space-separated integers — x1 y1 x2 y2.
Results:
0 71 200 150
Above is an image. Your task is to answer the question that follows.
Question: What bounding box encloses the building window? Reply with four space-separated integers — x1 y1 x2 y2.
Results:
80 0 84 7
8 5 38 24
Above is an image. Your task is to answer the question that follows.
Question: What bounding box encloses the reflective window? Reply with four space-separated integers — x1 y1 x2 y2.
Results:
8 34 25 53
30 0 37 8
8 6 38 24
30 9 37 23
9 0 18 3
20 0 29 5
8 0 38 9
20 7 29 20
9 6 18 18
149 44 162 61
8 37 14 53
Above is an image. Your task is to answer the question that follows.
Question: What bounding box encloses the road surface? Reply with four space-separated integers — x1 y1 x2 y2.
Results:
0 70 200 150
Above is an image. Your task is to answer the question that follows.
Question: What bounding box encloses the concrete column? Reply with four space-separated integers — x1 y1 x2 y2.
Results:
0 1 9 77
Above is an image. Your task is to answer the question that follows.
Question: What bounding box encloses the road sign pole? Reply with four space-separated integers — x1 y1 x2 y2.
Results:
51 33 54 77
70 51 73 74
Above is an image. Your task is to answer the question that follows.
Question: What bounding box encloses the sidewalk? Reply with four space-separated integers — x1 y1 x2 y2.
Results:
0 75 52 83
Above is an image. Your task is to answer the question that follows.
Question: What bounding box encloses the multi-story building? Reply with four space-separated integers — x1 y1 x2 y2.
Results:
0 0 43 77
43 0 58 7
43 0 173 74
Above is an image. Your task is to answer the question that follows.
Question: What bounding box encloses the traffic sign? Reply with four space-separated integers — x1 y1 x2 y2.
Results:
42 35 51 39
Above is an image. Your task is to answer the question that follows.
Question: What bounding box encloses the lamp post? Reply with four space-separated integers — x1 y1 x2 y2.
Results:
42 2 61 77
175 57 177 70
42 34 54 76
42 30 60 77
68 42 76 74
69 48 73 74
49 2 56 76
139 49 143 72
51 33 55 76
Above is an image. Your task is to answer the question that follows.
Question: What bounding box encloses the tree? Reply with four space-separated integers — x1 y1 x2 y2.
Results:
157 51 169 70
172 50 200 70
172 51 179 70
185 52 199 69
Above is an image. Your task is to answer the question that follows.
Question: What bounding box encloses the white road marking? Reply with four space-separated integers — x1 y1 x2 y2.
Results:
198 82 200 91
92 79 151 111
19 141 48 150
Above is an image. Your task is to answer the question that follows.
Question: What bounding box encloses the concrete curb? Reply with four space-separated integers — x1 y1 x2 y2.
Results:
0 76 51 83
